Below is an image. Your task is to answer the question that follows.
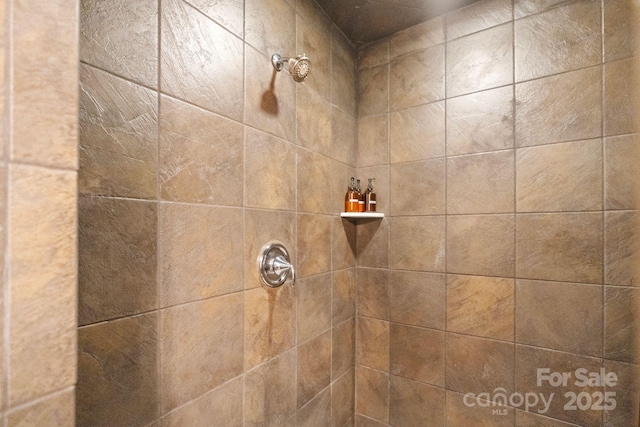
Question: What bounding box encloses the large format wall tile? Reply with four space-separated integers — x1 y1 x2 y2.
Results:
516 212 603 283
160 294 244 414
358 115 389 167
297 214 331 277
447 23 513 97
605 286 639 363
515 66 601 147
8 389 75 427
389 17 444 60
331 107 357 166
357 268 389 320
605 57 640 136
516 139 603 212
447 151 514 214
9 165 77 406
357 318 389 371
297 14 331 99
446 85 514 156
297 273 332 343
389 101 445 163
159 96 243 206
333 319 355 379
297 331 331 408
297 149 332 214
446 390 515 426
516 280 603 356
358 65 388 117
358 39 388 70
332 370 355 427
297 387 332 427
389 45 445 110
297 84 331 154
161 0 243 121
78 196 157 325
447 275 514 341
245 0 294 57
390 159 445 216
390 324 445 386
332 31 357 116
332 268 356 324
77 314 158 427
605 211 640 287
79 64 158 198
389 375 445 427
389 271 445 330
605 134 640 210
356 367 389 423
603 359 640 427
357 218 390 268
445 0 512 40
515 0 601 82
390 216 446 272
604 0 638 62
332 216 356 270
158 203 243 306
80 0 157 87
186 0 244 37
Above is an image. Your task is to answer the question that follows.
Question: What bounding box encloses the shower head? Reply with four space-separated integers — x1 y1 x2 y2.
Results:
271 53 311 82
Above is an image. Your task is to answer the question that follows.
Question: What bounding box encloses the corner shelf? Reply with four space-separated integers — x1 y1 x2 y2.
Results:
340 212 385 219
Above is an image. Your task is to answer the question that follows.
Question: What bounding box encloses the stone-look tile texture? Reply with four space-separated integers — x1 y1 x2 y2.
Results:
354 3 638 426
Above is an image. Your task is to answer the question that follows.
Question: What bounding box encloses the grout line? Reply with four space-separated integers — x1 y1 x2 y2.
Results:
511 3 518 419
442 11 449 425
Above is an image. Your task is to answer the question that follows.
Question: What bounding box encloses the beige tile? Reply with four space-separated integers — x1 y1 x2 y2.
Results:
244 127 297 210
297 14 332 99
389 101 445 163
77 314 158 427
389 17 444 59
515 0 601 82
446 390 515 427
357 115 388 167
79 64 157 198
514 0 578 18
390 216 446 272
160 377 243 427
355 414 387 427
446 334 514 395
605 134 640 210
446 85 514 156
332 370 355 427
447 215 515 277
78 196 157 325
358 39 389 70
447 23 513 97
186 0 244 37
516 345 603 426
161 0 243 120
7 389 75 427
331 107 357 166
605 286 639 363
298 149 332 214
297 214 331 277
516 212 603 283
357 268 389 320
9 165 76 406
391 159 446 215
605 211 640 287
357 318 390 371
159 96 243 205
603 359 640 427
357 217 389 268
516 280 603 356
358 65 388 117
515 411 580 427
390 324 445 387
80 0 157 87
515 66 602 147
605 57 640 136
245 350 297 427
356 367 389 423
333 268 356 324
333 319 355 379
604 0 638 62
445 0 512 40
447 275 514 341
244 285 296 369
357 165 389 215
297 273 332 343
447 151 515 214
296 0 333 33
245 0 294 57
332 217 356 271
244 46 296 142
297 387 331 427
331 161 357 214
297 85 331 153
332 31 357 116
158 204 243 307
298 330 331 408
389 375 445 427
389 45 445 110
13 0 78 169
160 294 243 413
389 271 445 329
516 139 603 212
244 209 296 290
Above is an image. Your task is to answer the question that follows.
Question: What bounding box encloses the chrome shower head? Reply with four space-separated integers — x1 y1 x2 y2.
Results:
271 53 311 82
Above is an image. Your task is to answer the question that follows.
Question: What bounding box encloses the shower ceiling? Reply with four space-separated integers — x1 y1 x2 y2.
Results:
315 0 481 46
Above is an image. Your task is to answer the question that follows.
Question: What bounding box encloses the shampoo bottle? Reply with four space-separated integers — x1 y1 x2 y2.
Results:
345 177 359 212
365 178 377 212
356 179 365 212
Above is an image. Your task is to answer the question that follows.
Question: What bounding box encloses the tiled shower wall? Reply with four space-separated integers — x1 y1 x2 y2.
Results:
77 0 357 425
354 0 640 426
0 0 78 424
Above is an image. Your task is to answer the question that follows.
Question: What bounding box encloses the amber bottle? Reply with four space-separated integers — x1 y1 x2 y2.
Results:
356 179 365 212
345 177 359 212
365 178 377 212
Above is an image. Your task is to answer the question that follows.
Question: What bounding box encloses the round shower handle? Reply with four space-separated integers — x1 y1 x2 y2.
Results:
258 241 295 288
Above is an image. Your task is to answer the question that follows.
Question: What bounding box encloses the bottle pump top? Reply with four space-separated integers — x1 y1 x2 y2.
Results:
350 177 355 189
368 178 374 191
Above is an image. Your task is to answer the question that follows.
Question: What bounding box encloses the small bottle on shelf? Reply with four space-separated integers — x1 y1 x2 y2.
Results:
345 177 359 212
365 178 376 212
356 179 365 212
